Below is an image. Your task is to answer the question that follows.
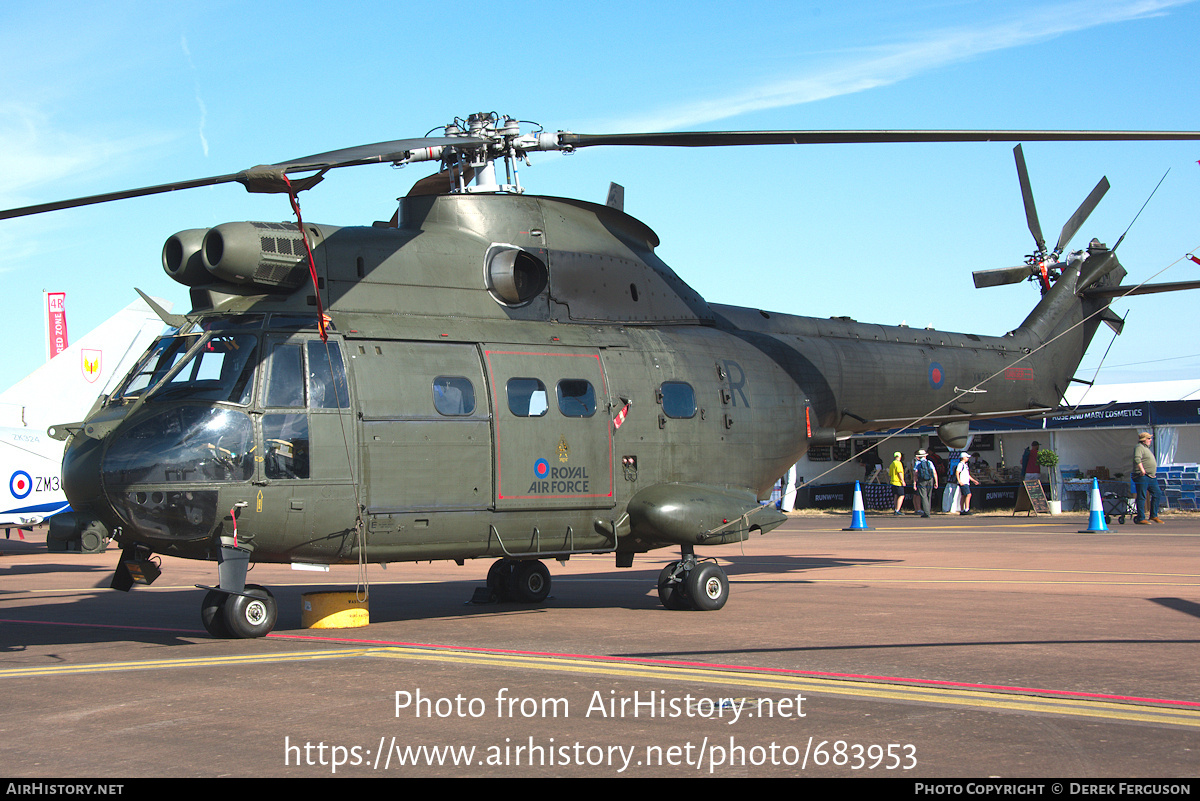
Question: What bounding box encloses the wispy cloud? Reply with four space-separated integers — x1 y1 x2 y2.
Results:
181 35 210 158
605 0 1192 131
0 103 173 209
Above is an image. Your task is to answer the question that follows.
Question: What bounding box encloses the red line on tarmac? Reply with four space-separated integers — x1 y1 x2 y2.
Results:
5 616 1194 711
267 631 1200 710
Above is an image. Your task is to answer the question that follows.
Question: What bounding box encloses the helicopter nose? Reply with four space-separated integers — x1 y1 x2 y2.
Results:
66 404 254 543
62 430 106 513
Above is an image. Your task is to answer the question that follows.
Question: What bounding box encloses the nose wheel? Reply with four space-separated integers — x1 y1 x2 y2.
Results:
657 555 729 611
199 584 278 638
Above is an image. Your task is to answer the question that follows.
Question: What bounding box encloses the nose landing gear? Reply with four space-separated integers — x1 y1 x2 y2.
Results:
200 584 278 638
657 548 729 611
198 536 278 638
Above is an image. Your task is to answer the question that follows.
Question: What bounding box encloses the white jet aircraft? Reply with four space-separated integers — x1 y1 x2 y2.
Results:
1 296 171 542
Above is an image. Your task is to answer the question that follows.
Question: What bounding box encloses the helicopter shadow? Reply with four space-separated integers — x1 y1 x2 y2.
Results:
272 553 902 626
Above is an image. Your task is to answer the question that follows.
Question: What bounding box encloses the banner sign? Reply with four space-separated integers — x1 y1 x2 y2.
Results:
45 292 68 359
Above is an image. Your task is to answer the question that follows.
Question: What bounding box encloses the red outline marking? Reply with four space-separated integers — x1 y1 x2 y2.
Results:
484 349 614 500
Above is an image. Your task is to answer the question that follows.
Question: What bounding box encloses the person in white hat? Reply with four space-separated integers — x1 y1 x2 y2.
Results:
955 452 979 515
912 449 937 518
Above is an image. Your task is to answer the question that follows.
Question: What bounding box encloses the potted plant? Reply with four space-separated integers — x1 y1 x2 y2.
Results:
1037 447 1062 513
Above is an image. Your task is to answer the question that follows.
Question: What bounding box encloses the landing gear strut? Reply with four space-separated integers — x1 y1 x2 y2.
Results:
657 548 729 611
197 537 278 638
486 558 552 603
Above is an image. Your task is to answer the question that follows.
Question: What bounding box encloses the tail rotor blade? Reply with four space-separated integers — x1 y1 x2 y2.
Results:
1014 144 1046 255
1055 176 1109 255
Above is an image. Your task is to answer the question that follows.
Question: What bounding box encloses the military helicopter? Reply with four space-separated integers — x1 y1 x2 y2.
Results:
4 113 1198 638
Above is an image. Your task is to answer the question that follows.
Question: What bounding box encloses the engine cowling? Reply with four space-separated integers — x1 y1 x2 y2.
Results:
163 222 331 292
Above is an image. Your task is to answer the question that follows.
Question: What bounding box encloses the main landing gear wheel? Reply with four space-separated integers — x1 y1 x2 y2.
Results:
657 561 689 610
487 558 516 601
487 558 551 603
221 584 278 638
513 560 551 603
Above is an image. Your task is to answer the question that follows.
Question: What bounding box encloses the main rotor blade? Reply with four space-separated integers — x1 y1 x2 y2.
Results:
0 135 487 221
275 136 488 171
1055 176 1110 255
0 173 244 221
1013 144 1046 255
558 130 1200 148
972 265 1037 289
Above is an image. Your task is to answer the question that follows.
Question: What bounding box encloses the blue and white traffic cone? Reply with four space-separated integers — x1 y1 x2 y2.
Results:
1079 477 1109 533
843 481 872 531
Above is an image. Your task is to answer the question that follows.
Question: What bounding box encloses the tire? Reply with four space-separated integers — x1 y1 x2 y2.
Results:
685 563 729 611
201 589 232 638
222 584 278 638
657 562 689 610
487 559 515 601
512 560 551 603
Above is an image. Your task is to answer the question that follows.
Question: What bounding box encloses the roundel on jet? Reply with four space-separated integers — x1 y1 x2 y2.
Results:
10 470 32 500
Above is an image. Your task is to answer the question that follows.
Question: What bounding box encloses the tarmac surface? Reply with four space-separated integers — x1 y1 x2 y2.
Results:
1 509 1199 779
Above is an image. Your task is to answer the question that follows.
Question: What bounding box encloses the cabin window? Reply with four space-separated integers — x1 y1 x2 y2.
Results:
661 381 696 419
433 376 476 416
307 341 349 409
556 379 596 417
506 378 548 417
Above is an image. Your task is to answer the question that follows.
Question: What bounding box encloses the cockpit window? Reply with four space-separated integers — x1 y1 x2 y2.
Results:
111 336 200 401
155 334 258 405
112 334 259 406
197 315 264 331
265 344 305 408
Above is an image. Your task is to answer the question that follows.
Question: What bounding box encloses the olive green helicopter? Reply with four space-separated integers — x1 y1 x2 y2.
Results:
3 113 1198 637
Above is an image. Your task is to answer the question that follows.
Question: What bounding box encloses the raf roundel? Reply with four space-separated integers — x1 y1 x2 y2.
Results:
9 470 32 500
533 458 550 479
928 361 945 390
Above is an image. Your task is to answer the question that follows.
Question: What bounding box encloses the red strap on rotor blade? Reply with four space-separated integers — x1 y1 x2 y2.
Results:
284 178 328 342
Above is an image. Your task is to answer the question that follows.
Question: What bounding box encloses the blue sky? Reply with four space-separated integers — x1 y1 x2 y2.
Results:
1 0 1197 397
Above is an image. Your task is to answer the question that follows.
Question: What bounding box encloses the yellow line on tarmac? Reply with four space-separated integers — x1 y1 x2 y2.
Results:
0 648 374 678
2 643 1198 729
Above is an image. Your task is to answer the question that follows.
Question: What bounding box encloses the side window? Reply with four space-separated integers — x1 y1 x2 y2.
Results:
262 413 310 479
507 378 548 417
557 379 596 417
661 381 696 419
433 376 476 416
266 344 305 408
307 341 349 409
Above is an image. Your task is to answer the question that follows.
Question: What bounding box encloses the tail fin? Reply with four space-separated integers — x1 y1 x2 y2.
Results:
0 296 171 431
1012 241 1123 402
